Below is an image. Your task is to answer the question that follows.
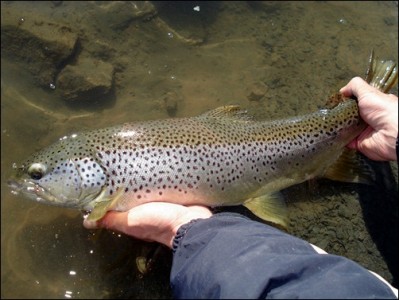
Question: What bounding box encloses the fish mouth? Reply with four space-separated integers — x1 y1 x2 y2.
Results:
7 178 60 205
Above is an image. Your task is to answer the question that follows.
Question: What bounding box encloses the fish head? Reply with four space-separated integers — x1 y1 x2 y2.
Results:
7 133 107 210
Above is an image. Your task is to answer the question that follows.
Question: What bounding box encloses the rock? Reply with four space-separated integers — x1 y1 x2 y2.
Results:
247 82 268 101
316 239 329 250
1 8 78 87
338 207 351 219
383 16 396 26
93 1 157 31
57 56 114 102
163 91 181 117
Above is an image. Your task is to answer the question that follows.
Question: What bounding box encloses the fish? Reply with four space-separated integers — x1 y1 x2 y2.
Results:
7 52 398 228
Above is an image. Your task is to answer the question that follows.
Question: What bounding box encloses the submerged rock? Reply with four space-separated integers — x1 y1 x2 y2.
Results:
162 90 181 117
1 10 78 87
93 1 157 31
57 56 114 102
247 82 268 101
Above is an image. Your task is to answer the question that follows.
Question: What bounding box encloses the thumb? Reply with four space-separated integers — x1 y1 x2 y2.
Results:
346 139 358 150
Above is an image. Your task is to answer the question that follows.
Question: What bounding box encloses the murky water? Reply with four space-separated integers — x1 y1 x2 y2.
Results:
1 1 398 298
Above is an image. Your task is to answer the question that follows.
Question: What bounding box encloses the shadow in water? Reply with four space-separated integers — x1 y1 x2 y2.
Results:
153 1 222 32
93 230 173 299
60 86 118 112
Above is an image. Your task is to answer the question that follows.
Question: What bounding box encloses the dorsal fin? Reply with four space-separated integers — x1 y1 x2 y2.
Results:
199 105 252 121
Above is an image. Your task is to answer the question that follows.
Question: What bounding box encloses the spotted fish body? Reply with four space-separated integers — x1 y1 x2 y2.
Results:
4 101 364 225
8 54 397 227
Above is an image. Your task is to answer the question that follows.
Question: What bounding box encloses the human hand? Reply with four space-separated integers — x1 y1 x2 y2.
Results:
83 202 212 248
340 77 398 161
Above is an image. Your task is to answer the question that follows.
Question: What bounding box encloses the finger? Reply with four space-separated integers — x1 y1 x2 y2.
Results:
83 210 129 231
83 217 99 229
346 139 358 150
99 210 130 231
340 77 366 97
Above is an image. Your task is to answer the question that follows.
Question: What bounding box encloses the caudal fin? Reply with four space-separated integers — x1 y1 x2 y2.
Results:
327 51 398 108
365 50 398 92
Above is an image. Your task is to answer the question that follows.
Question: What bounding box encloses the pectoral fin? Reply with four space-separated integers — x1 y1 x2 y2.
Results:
86 188 125 222
243 193 288 229
86 200 112 222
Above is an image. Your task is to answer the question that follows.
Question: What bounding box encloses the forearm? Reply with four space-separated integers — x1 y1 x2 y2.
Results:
171 213 397 299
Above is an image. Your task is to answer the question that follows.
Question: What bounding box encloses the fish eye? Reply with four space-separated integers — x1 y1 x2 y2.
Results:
28 163 47 180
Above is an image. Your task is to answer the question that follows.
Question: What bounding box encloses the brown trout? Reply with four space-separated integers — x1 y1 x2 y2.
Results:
8 53 398 228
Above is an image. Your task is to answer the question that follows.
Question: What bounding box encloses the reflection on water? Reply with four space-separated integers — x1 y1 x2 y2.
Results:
1 1 398 298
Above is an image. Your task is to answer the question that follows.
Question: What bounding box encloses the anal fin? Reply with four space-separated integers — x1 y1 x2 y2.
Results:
324 149 375 184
